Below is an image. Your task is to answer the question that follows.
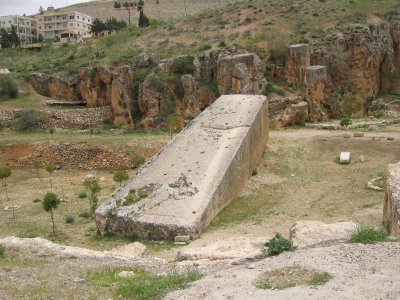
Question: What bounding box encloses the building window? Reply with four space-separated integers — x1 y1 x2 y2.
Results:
83 17 85 21
39 26 42 29
70 23 73 26
77 24 79 27
39 18 42 21
88 19 91 22
69 16 74 19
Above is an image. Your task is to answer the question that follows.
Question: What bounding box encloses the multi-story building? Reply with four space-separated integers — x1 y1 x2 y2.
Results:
35 6 92 41
0 15 37 43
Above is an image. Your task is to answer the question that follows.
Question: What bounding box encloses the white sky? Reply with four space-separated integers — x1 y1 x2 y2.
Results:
0 0 93 16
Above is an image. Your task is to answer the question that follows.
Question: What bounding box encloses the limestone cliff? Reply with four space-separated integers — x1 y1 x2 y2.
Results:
29 47 265 128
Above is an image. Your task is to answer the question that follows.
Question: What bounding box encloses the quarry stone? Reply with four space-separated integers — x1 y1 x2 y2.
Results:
340 152 351 164
290 221 360 248
383 162 400 235
95 95 268 240
354 132 365 137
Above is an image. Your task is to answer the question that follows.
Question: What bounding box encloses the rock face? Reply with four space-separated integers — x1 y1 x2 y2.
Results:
383 162 400 235
29 73 81 102
290 221 360 249
217 52 265 95
95 95 268 240
285 44 310 88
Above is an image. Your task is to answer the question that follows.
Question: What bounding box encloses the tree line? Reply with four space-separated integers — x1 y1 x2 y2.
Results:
90 17 128 35
0 26 20 49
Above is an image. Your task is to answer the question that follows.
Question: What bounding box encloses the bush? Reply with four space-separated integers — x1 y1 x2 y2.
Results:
132 154 145 168
77 191 87 198
350 228 387 244
170 56 196 75
0 75 19 99
65 215 75 224
17 110 49 131
0 245 5 258
265 233 294 256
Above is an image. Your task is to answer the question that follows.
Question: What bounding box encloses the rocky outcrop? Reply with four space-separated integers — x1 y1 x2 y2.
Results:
312 20 400 99
29 73 81 101
29 47 265 128
383 162 400 235
284 44 310 88
217 52 266 95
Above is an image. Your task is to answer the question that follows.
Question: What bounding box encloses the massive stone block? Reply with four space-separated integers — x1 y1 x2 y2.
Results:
383 162 400 235
95 95 268 240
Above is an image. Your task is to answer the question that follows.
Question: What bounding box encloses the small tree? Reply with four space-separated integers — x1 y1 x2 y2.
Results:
138 10 150 28
113 170 129 187
340 116 352 131
45 164 55 188
10 26 20 48
42 192 60 236
49 128 54 139
84 178 101 214
0 167 11 201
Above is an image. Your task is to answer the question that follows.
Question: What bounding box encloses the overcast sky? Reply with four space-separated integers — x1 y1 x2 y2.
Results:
0 0 92 16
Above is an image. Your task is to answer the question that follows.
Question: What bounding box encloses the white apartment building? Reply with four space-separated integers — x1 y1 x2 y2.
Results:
35 6 92 41
0 15 37 43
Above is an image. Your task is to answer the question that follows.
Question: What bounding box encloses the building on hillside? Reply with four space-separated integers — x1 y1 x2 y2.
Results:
35 6 92 42
0 15 37 44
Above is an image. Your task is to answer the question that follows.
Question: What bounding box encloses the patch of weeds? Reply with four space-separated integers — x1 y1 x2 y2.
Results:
350 228 387 244
77 191 87 198
256 266 332 290
265 233 295 256
123 192 139 206
32 198 41 203
17 227 43 238
65 214 75 224
132 154 145 168
88 267 202 300
0 245 5 258
78 211 91 219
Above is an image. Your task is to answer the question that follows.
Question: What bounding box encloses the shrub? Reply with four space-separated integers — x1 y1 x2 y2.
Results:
77 191 87 198
374 109 385 119
350 228 387 244
170 56 196 75
265 233 294 256
0 75 19 99
0 245 5 258
65 214 75 224
340 116 352 130
113 170 129 186
32 198 41 203
131 154 145 168
17 110 48 131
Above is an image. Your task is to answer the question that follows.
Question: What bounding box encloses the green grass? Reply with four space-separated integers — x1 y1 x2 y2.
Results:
0 245 5 258
349 228 387 244
88 267 202 300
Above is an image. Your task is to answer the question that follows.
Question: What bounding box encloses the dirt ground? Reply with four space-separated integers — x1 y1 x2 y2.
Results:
0 123 399 299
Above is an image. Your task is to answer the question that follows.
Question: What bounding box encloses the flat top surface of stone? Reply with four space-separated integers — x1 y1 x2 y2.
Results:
100 95 267 227
340 152 351 162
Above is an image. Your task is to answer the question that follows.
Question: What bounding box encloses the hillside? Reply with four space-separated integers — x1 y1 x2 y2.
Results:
60 0 238 24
